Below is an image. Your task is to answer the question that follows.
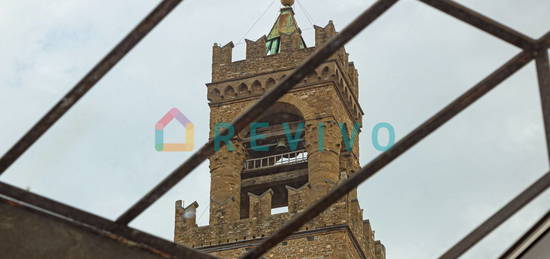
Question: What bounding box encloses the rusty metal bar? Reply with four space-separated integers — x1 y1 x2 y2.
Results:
440 172 550 259
0 181 216 259
0 0 183 176
536 43 550 162
241 50 534 259
115 0 400 226
498 210 550 259
541 32 550 49
418 0 535 50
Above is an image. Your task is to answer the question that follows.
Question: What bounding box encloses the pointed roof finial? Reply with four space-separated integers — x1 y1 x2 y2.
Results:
281 0 294 7
267 0 301 41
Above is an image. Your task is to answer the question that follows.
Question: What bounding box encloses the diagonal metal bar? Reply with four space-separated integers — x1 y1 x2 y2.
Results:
498 210 550 259
418 0 535 50
115 0 400 225
0 181 216 259
536 49 550 162
241 50 534 259
541 32 550 49
0 0 183 176
440 171 550 259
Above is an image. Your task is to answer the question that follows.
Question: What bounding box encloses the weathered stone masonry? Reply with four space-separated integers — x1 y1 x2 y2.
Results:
175 2 385 258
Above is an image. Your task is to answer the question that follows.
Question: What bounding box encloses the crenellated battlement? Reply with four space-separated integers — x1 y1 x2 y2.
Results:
245 36 266 59
286 183 310 213
314 20 337 46
248 189 273 219
212 42 234 67
175 184 382 258
211 21 357 84
208 21 363 124
212 43 315 82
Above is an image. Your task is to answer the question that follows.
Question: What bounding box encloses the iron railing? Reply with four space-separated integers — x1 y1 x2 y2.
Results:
244 150 308 171
0 0 548 258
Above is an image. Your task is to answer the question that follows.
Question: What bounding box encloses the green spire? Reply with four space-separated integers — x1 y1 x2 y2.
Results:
266 6 306 55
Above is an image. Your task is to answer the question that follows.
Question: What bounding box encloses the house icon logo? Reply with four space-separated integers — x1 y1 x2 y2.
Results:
155 108 194 152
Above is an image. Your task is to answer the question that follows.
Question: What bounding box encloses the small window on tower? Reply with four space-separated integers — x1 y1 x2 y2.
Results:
266 37 281 55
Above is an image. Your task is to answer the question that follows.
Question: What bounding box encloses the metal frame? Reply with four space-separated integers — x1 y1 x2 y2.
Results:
0 182 216 259
498 211 550 259
0 0 549 258
536 49 550 162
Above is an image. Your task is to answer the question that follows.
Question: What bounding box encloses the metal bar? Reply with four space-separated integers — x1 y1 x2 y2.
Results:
536 50 550 163
498 211 550 259
241 50 534 259
0 181 216 259
541 32 550 49
417 0 535 50
115 0 400 226
440 172 550 259
0 0 183 176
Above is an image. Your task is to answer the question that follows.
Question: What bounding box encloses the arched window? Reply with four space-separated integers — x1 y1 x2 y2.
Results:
266 78 276 89
211 88 222 100
239 83 249 94
224 86 236 98
321 66 330 78
252 80 263 94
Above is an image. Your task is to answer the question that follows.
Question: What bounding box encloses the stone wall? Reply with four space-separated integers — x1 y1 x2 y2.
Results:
209 229 361 259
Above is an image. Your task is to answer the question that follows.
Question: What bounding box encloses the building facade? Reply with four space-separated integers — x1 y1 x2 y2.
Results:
174 1 385 258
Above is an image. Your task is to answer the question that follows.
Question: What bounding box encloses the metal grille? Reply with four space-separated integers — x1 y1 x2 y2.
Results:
0 0 549 258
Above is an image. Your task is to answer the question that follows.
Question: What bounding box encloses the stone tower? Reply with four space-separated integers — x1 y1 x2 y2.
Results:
174 1 386 258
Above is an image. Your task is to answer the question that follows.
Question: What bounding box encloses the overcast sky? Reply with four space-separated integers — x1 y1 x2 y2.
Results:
1 0 549 258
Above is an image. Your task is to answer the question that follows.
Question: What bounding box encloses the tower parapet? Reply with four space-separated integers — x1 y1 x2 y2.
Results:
314 20 337 46
212 42 234 68
207 18 363 125
248 189 273 220
245 36 267 60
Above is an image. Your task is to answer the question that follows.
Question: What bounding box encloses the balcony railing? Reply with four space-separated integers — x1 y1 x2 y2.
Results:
244 149 307 171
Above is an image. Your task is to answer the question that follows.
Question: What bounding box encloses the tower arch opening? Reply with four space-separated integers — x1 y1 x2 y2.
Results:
240 102 308 219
